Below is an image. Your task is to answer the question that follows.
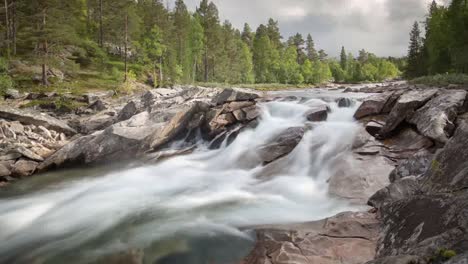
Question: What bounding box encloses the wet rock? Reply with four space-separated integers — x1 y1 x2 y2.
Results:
243 211 379 264
12 159 38 177
242 105 260 121
306 105 328 122
354 92 394 119
381 90 404 114
368 176 421 210
0 105 76 135
407 90 466 144
329 154 393 204
389 150 433 183
366 121 384 137
212 88 259 105
378 89 438 138
257 127 305 164
10 146 44 162
337 97 354 108
380 127 434 161
117 101 138 122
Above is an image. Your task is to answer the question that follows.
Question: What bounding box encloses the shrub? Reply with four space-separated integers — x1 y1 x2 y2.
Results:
0 74 13 95
410 73 468 86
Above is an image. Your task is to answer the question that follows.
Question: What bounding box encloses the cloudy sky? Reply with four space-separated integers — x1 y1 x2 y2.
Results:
168 0 449 57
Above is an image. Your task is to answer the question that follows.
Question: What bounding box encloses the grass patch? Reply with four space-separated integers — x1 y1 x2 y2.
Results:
410 73 468 86
21 97 87 112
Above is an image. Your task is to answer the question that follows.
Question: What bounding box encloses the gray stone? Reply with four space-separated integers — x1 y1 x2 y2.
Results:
366 255 427 264
117 101 138 122
257 127 305 164
389 150 433 183
368 176 421 210
407 90 466 143
212 88 259 105
0 105 76 135
378 89 438 138
4 89 21 99
0 163 10 177
354 92 394 119
366 121 384 137
12 159 38 177
88 99 107 112
306 105 328 122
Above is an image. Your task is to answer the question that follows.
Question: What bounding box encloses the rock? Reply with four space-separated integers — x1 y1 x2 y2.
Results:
368 176 421 210
77 113 116 134
117 101 138 122
210 113 236 129
0 105 76 136
344 87 359 93
232 109 246 122
10 146 44 162
366 255 427 264
243 211 379 264
422 115 468 193
25 92 48 100
88 99 107 112
329 154 393 204
353 126 372 149
381 90 404 114
337 97 354 108
380 127 434 161
306 105 328 122
4 89 21 99
257 127 305 164
223 101 255 113
243 105 260 121
0 153 22 161
407 90 466 144
212 88 259 105
12 159 38 177
389 150 433 183
0 163 10 177
354 92 394 119
378 89 438 138
376 193 468 259
366 121 384 137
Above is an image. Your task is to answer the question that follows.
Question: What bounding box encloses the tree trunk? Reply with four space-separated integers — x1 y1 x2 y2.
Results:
159 57 163 87
41 9 48 86
11 0 16 55
99 0 103 47
4 0 10 59
204 47 208 82
124 13 128 82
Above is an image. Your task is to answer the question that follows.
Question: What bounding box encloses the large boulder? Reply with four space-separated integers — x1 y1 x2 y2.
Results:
354 92 394 119
407 90 466 144
367 176 421 210
0 106 76 135
243 212 379 264
306 105 328 122
378 89 438 138
212 88 259 106
257 127 305 164
12 159 39 177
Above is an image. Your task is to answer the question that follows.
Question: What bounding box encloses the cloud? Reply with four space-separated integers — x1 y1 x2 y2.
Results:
170 0 439 57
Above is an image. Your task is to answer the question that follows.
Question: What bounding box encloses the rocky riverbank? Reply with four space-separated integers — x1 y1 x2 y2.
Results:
1 82 467 264
243 82 468 264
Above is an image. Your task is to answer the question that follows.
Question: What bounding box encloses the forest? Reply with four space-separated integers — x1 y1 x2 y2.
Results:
0 0 403 94
407 0 468 84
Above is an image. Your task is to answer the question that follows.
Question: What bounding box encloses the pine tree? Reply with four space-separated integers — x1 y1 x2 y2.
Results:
318 49 328 61
406 21 423 78
173 0 191 82
189 14 204 82
306 34 318 61
266 18 282 49
340 46 347 70
241 23 254 48
253 25 272 83
288 33 306 64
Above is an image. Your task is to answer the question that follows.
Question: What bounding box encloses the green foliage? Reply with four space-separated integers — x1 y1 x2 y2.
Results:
406 0 468 78
0 58 13 95
410 73 468 86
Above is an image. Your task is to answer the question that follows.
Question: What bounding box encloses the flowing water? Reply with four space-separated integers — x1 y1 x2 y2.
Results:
0 90 367 264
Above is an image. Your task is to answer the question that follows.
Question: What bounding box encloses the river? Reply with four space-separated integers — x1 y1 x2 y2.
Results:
0 89 369 264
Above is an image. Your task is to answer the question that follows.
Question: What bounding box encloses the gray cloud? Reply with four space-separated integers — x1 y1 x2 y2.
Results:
169 0 440 57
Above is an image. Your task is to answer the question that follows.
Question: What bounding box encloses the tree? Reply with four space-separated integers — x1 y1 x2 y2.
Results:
189 14 204 82
173 0 191 82
197 0 221 82
253 27 272 83
141 25 166 87
306 34 318 61
266 18 282 49
318 49 328 61
340 46 347 70
241 23 254 48
406 21 423 78
288 33 306 64
278 45 303 84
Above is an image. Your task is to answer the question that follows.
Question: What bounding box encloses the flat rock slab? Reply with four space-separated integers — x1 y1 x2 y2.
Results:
242 211 379 264
354 92 394 119
0 105 76 135
257 127 305 164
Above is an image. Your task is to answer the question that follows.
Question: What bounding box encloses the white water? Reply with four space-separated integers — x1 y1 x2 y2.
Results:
0 97 362 263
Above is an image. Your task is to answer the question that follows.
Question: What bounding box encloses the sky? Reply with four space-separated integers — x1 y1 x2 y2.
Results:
167 0 450 57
